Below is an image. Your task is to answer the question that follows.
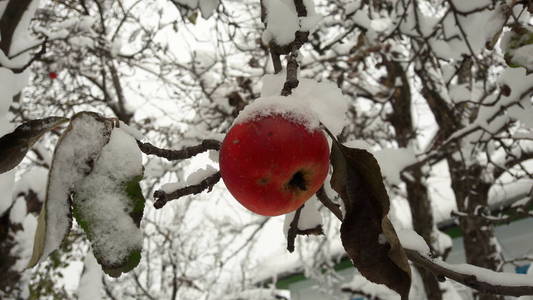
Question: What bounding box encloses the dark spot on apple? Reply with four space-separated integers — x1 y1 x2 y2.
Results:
287 170 307 192
267 131 273 136
257 177 270 185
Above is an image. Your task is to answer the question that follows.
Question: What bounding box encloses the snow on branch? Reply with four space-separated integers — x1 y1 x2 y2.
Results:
405 249 533 297
323 201 533 297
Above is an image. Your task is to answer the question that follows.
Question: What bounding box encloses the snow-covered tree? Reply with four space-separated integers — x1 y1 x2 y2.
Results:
1 0 533 300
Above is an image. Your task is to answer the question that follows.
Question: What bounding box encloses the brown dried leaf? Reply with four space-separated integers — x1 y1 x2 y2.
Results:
330 140 411 299
0 116 68 173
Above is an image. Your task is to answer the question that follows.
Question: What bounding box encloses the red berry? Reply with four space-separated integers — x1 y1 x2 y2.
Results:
48 72 58 79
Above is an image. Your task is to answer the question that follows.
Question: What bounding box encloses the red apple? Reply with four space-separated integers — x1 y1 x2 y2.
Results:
219 114 330 216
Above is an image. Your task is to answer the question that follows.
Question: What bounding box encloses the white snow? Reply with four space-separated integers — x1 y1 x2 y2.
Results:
118 121 145 140
12 167 48 205
430 254 533 287
260 73 349 135
223 288 290 300
77 251 103 300
233 95 321 132
9 197 28 224
262 0 299 46
283 196 322 237
74 127 143 266
397 228 431 255
11 214 38 271
262 0 321 45
161 165 217 193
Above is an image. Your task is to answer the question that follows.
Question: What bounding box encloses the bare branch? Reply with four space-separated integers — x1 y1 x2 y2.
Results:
153 172 221 209
137 139 221 161
286 204 323 253
287 205 304 253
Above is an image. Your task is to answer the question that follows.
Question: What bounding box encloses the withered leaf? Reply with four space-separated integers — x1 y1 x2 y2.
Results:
330 139 411 299
0 116 68 174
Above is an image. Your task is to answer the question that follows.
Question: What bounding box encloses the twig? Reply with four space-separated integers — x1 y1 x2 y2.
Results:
287 205 304 253
316 186 343 220
10 38 48 73
341 287 383 300
153 172 221 209
136 139 220 161
280 51 299 96
286 204 324 253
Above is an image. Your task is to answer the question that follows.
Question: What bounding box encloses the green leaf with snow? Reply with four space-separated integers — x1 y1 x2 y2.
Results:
72 127 145 277
503 25 533 74
0 116 68 174
28 112 115 268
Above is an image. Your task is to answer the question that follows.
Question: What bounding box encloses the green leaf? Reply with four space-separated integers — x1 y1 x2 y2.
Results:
329 139 411 299
0 116 68 174
72 127 145 277
187 11 198 24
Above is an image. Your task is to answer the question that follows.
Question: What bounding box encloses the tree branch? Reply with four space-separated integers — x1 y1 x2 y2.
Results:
322 197 533 296
316 186 343 220
153 172 221 209
137 139 220 161
405 249 533 297
286 204 323 253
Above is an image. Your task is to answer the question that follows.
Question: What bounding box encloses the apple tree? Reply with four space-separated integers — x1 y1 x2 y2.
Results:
1 0 533 300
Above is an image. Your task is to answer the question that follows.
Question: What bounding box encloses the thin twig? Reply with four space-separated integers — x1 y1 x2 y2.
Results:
153 172 221 209
280 51 299 96
287 205 304 253
136 139 220 161
316 185 343 220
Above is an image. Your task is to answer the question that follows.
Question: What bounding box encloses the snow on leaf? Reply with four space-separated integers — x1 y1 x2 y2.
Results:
502 25 533 74
72 127 145 277
27 112 115 268
328 133 411 299
0 116 68 174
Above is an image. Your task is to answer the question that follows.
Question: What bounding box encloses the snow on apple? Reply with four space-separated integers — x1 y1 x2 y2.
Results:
260 73 349 135
233 95 320 131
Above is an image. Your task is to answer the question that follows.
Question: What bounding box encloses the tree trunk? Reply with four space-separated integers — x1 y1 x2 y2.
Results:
386 60 443 300
448 160 503 300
